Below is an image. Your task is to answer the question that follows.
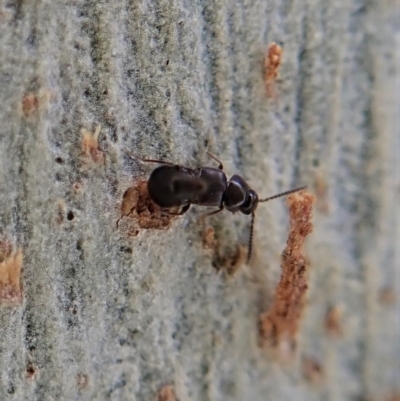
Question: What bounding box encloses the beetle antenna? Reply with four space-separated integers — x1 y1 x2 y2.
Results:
247 212 256 263
259 186 306 203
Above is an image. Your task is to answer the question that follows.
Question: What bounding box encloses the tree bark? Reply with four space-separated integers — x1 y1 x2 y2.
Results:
0 0 399 400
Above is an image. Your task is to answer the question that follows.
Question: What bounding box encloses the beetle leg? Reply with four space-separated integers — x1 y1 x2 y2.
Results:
126 152 177 166
206 152 224 170
165 204 191 216
178 204 191 215
152 204 191 218
198 206 224 223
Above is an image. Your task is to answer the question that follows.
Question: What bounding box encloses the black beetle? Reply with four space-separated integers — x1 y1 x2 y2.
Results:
133 153 305 262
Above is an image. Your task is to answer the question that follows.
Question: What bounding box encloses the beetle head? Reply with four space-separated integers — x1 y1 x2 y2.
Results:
239 189 259 215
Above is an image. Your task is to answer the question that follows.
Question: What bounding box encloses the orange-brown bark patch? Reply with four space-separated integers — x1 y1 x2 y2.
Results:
118 180 178 233
302 356 324 384
203 226 216 250
26 362 38 380
81 125 104 164
77 373 89 390
314 174 330 214
378 286 396 306
212 244 246 275
325 304 344 337
21 93 39 116
259 190 315 348
21 89 52 117
264 43 283 98
158 385 178 401
0 246 23 306
202 224 246 275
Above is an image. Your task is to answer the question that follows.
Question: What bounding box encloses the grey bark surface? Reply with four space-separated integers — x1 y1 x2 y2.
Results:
0 0 399 400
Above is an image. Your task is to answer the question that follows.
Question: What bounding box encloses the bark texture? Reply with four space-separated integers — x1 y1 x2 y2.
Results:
0 0 399 400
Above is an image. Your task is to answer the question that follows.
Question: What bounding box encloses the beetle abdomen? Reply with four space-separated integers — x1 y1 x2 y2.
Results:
147 165 200 208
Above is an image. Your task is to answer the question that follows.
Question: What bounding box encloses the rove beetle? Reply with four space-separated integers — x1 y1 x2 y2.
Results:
134 152 305 263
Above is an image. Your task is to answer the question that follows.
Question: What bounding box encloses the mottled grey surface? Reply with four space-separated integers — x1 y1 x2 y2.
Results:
0 0 399 400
